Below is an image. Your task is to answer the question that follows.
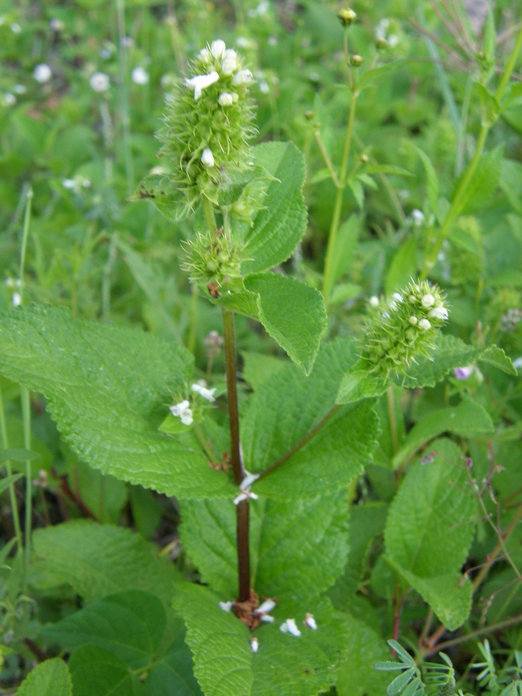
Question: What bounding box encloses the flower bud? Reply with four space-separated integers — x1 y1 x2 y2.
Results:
350 54 364 67
338 8 357 27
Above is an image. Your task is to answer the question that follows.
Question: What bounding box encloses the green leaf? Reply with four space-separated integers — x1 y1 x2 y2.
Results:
32 521 178 607
415 148 439 214
384 439 476 629
72 460 127 524
452 145 503 216
0 448 39 463
43 590 166 669
393 400 494 468
0 472 23 495
68 645 143 696
17 658 72 696
479 345 517 375
0 305 233 499
385 236 418 295
240 142 307 275
336 367 388 405
335 615 390 696
244 273 327 374
483 8 496 66
323 215 359 300
241 351 285 390
130 174 178 221
143 633 202 695
174 584 349 696
179 492 349 604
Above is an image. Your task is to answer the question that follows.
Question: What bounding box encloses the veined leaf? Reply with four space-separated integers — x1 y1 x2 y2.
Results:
0 305 234 499
17 658 72 696
384 439 476 629
174 584 349 696
244 273 327 374
68 646 143 696
335 615 390 696
240 142 307 275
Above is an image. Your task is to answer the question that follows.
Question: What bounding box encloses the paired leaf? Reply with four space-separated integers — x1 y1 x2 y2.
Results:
179 492 349 604
174 583 349 696
17 659 72 696
384 439 476 629
0 305 234 499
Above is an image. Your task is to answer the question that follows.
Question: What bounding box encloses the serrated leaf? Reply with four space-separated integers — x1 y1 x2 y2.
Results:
0 305 233 499
32 521 178 607
174 584 349 696
143 633 202 695
17 658 72 696
452 146 503 216
393 400 494 468
335 615 390 696
336 368 388 405
240 142 307 275
244 273 327 374
179 492 349 604
68 645 143 696
479 345 517 374
43 590 166 669
415 147 439 214
130 174 179 221
384 439 476 629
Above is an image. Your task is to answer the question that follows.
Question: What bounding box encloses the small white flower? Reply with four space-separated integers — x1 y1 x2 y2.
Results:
421 294 435 308
392 293 403 303
33 64 52 83
199 47 211 63
388 35 399 48
185 71 219 100
260 614 274 623
412 209 425 226
250 637 259 653
218 92 234 106
418 318 431 331
62 178 76 190
268 36 278 46
240 471 259 489
259 80 269 94
12 292 21 307
10 22 21 33
233 490 258 505
255 599 276 615
232 69 252 85
221 49 238 75
3 93 16 106
304 613 317 630
132 66 149 85
429 306 448 321
280 618 301 637
191 381 216 402
169 400 193 426
409 316 418 325
49 18 63 31
89 72 110 93
121 36 133 48
13 84 27 95
218 600 233 612
210 39 226 60
369 296 379 307
201 147 215 167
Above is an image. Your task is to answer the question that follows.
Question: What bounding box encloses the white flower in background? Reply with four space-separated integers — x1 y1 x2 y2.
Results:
304 613 317 630
210 39 226 60
161 74 176 88
33 64 52 83
429 306 448 320
369 296 379 307
232 69 252 85
10 22 21 33
412 208 425 226
89 72 110 93
221 49 238 75
201 147 215 167
185 71 219 100
258 80 269 94
121 36 133 48
280 619 301 637
131 66 149 85
13 84 26 94
218 92 235 106
49 18 63 31
418 318 431 331
2 93 16 106
62 176 91 193
169 400 193 426
191 380 216 402
12 292 21 307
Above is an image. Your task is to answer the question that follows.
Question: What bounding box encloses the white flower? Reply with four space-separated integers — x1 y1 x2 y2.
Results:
250 637 259 653
240 471 259 489
132 66 149 85
62 178 76 190
49 18 63 31
218 92 234 106
210 39 226 60
280 618 301 637
169 400 193 426
429 306 448 320
259 80 269 94
12 292 21 307
199 47 211 63
412 209 425 226
421 294 435 308
418 318 431 331
221 49 238 75
232 69 252 85
33 64 52 83
3 93 16 106
218 600 233 612
10 22 21 33
13 84 27 95
201 147 215 167
185 71 219 100
89 72 110 93
304 613 317 630
388 35 399 48
392 292 403 303
233 490 258 505
191 381 216 402
255 599 276 615
409 316 418 325
369 296 379 307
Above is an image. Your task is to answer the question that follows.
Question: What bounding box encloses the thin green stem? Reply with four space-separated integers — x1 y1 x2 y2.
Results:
387 386 399 455
116 0 134 188
421 614 522 657
495 28 522 102
202 196 217 234
313 129 340 188
0 387 23 552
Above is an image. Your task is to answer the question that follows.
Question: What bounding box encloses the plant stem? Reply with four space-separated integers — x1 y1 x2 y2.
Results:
387 386 399 455
0 387 23 551
422 614 522 656
472 503 522 592
257 404 340 481
116 0 134 188
222 308 250 602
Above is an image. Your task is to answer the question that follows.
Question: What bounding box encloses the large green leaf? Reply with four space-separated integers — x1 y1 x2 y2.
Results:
393 399 494 468
179 492 349 604
144 633 202 696
244 273 327 374
68 645 144 696
452 145 503 215
0 305 233 499
240 337 378 499
240 142 307 275
17 658 72 696
174 584 349 696
43 590 166 670
384 439 476 629
31 521 178 607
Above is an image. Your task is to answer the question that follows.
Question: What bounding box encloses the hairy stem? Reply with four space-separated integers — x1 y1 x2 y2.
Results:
222 308 250 602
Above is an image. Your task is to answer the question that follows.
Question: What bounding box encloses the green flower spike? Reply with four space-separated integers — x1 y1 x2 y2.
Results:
158 39 257 217
363 279 449 378
181 226 243 297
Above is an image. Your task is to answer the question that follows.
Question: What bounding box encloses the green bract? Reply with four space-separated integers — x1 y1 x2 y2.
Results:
158 39 256 217
363 279 448 377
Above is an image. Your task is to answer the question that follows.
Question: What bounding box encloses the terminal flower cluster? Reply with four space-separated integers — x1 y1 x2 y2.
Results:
158 39 256 216
363 279 448 377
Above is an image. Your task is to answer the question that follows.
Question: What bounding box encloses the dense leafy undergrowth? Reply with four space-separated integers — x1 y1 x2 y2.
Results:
1 1 521 694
